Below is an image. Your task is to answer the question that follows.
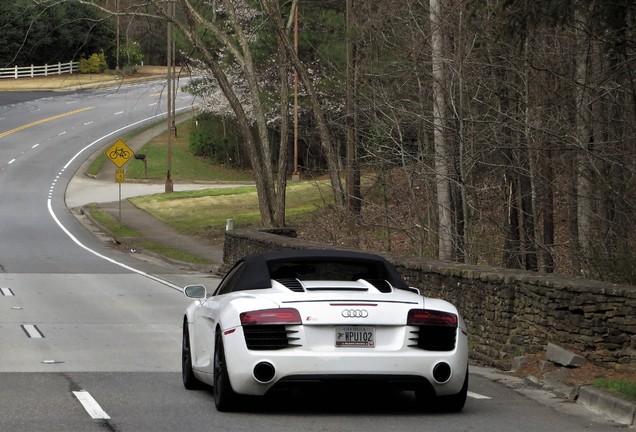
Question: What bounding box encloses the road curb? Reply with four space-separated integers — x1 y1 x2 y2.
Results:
577 385 636 426
472 366 635 427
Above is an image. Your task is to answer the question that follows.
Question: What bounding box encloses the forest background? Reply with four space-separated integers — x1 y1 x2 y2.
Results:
2 0 635 285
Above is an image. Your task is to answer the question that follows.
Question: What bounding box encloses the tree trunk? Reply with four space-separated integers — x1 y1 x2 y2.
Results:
542 144 555 273
519 166 538 271
172 0 276 225
521 36 538 271
274 29 291 228
430 0 453 261
574 5 594 270
223 0 277 221
503 168 522 269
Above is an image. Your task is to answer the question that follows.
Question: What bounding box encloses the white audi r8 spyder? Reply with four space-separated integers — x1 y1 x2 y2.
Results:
182 249 468 412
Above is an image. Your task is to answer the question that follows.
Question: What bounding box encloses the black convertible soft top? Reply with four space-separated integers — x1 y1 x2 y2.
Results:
227 249 409 292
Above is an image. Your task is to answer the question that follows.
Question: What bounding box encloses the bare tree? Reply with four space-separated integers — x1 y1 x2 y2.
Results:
430 0 453 260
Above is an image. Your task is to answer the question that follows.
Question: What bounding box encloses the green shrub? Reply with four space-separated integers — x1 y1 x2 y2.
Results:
78 51 107 74
189 114 248 168
121 41 143 73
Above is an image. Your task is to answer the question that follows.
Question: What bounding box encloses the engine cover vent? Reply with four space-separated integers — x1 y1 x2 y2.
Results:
276 278 305 292
365 279 392 293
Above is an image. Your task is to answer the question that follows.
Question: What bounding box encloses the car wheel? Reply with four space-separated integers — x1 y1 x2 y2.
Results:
416 368 468 413
437 369 468 412
213 332 239 412
182 320 202 390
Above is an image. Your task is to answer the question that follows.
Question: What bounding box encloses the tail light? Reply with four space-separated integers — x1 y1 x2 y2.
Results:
407 309 458 351
407 309 457 327
241 308 302 350
240 308 302 325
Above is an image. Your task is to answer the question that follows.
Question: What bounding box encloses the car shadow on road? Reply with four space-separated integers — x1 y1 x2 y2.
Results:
201 385 467 415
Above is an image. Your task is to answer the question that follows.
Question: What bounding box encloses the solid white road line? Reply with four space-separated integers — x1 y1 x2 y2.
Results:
47 109 192 293
468 391 491 400
73 390 111 420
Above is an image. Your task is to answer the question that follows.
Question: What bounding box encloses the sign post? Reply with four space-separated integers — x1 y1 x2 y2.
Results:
115 169 125 223
105 139 134 224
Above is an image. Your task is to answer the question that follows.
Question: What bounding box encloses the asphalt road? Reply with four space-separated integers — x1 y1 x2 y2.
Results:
0 84 622 431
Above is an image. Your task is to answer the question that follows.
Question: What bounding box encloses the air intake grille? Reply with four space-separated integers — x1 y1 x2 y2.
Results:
276 278 305 292
243 325 301 350
408 325 457 351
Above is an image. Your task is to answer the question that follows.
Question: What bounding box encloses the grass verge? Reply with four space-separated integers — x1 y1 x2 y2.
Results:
85 204 213 265
125 118 253 182
130 181 332 240
86 204 140 237
593 378 636 402
135 240 213 265
89 117 254 182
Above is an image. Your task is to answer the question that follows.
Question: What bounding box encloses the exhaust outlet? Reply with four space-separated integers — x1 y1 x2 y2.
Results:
253 362 276 383
432 362 452 384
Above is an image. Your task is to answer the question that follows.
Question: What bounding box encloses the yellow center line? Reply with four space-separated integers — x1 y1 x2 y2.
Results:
0 106 95 139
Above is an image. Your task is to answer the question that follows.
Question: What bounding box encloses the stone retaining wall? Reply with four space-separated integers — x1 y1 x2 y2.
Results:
224 228 636 370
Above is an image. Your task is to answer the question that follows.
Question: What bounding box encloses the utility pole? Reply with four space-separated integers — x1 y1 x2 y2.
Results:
165 0 175 193
345 0 360 213
115 0 120 72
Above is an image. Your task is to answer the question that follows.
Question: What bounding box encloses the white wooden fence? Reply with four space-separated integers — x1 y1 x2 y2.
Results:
0 61 79 79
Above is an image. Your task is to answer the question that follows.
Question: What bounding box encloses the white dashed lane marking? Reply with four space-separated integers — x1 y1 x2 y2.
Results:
73 390 111 420
468 391 491 400
21 324 44 339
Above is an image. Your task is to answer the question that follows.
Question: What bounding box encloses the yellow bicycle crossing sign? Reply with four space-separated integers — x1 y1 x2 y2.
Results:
105 139 134 168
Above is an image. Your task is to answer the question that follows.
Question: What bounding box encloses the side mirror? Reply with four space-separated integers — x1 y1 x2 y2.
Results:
184 284 207 299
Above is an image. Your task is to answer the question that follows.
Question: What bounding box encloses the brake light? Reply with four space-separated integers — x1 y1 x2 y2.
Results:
240 308 302 325
407 309 457 327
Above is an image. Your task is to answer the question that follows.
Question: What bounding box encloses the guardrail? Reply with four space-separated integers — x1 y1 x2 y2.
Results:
0 61 79 79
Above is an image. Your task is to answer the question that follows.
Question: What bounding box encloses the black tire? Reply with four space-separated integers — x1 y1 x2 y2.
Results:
416 368 468 413
213 332 239 412
437 369 468 412
182 320 202 390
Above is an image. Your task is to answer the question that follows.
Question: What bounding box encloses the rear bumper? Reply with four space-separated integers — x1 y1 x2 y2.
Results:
222 330 468 396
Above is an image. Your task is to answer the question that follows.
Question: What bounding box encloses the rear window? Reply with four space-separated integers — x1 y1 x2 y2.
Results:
268 259 386 282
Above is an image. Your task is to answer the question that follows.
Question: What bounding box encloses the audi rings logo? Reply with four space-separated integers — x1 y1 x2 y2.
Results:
341 309 369 318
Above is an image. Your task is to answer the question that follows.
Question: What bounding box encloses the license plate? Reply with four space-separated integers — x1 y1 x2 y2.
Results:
335 326 375 347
